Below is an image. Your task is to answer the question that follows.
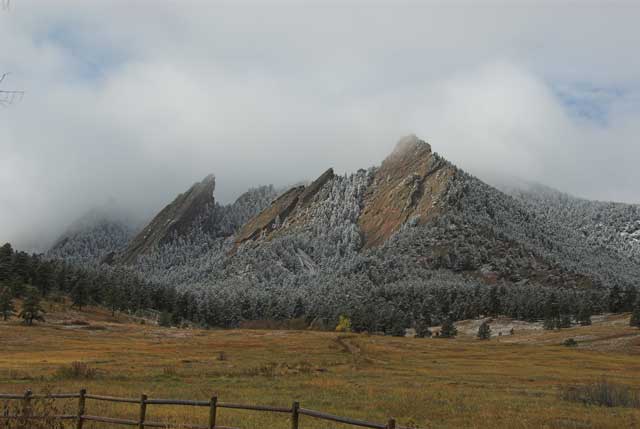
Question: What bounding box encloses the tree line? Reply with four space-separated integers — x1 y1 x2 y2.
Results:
1 241 639 335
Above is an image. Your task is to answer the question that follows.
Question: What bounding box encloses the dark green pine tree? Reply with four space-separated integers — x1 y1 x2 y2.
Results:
11 251 31 284
71 276 89 311
440 317 458 338
0 243 14 282
630 297 640 328
34 262 54 297
0 286 15 321
477 320 492 340
56 265 69 293
608 285 624 313
104 282 123 317
415 319 432 338
543 293 560 330
19 288 45 326
158 311 173 327
577 304 592 326
488 286 501 316
623 287 638 313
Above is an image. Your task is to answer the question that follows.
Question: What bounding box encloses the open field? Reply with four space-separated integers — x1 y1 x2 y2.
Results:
1 304 640 428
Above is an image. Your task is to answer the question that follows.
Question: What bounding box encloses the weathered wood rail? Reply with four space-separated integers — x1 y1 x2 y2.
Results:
0 389 411 429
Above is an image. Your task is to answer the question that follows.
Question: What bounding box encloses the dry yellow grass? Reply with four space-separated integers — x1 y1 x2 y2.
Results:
1 304 640 428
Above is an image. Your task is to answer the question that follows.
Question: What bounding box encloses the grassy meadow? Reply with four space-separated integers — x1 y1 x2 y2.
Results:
1 303 640 429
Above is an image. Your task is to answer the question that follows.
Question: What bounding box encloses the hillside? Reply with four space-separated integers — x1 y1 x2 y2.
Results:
44 136 640 331
48 209 136 266
505 183 640 262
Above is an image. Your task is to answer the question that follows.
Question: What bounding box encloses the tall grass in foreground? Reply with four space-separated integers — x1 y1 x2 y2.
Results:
561 379 640 408
1 392 72 429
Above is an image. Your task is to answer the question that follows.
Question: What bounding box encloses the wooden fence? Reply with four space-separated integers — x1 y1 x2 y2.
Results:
0 389 409 429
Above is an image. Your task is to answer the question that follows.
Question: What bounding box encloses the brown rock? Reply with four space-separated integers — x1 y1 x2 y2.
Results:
119 175 216 264
235 168 334 245
358 135 455 248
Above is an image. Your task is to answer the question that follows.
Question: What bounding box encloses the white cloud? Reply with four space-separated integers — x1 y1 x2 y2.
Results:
1 1 640 250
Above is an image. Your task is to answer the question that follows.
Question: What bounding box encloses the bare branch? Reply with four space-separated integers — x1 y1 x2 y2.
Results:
0 90 24 107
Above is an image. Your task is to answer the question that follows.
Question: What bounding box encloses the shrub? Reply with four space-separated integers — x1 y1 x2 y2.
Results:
440 318 457 338
335 315 352 332
561 379 640 408
563 338 578 347
162 366 178 377
477 321 491 340
158 311 173 327
415 321 432 338
54 361 97 380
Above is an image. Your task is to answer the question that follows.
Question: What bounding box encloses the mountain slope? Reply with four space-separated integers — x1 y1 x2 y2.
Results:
505 184 640 262
48 209 135 265
118 175 217 265
47 135 640 330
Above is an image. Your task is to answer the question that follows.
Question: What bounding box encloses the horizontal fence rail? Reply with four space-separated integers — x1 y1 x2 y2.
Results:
0 389 415 429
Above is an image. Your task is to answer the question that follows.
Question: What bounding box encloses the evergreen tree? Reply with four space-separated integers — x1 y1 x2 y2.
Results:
488 286 501 316
577 304 592 326
630 297 640 328
440 317 458 338
158 311 173 327
104 282 123 317
71 276 89 311
608 285 624 313
0 286 15 321
415 319 432 338
622 287 637 312
543 294 560 330
0 243 13 282
34 262 54 297
559 314 572 329
12 251 31 284
543 316 556 330
477 320 491 340
19 288 45 326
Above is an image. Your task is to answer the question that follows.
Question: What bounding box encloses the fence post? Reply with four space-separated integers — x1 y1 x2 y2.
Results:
76 389 86 429
387 418 396 429
138 394 147 429
19 389 31 429
2 401 9 429
208 395 217 429
291 401 299 429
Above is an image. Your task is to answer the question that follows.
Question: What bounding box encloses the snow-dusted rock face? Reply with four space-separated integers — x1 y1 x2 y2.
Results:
118 175 217 265
358 135 455 247
51 136 640 302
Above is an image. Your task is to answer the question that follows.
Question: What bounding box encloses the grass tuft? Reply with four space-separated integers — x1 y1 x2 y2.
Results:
54 361 97 380
561 379 640 408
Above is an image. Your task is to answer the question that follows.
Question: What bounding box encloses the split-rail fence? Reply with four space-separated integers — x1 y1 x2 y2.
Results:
0 389 410 429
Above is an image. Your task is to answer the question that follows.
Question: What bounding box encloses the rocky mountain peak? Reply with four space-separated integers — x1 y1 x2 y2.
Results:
358 136 455 247
235 168 335 245
118 174 216 264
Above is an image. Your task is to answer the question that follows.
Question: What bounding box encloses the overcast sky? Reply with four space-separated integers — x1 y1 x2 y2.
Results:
1 1 639 251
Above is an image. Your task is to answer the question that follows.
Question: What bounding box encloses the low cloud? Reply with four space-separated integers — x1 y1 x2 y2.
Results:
1 1 639 251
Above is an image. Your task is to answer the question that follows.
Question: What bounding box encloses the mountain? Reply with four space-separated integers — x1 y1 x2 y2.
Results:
48 135 640 330
504 183 640 263
48 208 136 265
118 175 217 265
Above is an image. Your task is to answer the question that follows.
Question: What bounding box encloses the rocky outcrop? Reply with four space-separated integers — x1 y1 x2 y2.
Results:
235 168 334 245
119 175 216 264
358 135 455 247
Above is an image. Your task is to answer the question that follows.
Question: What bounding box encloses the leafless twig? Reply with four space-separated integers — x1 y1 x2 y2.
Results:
0 73 24 107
